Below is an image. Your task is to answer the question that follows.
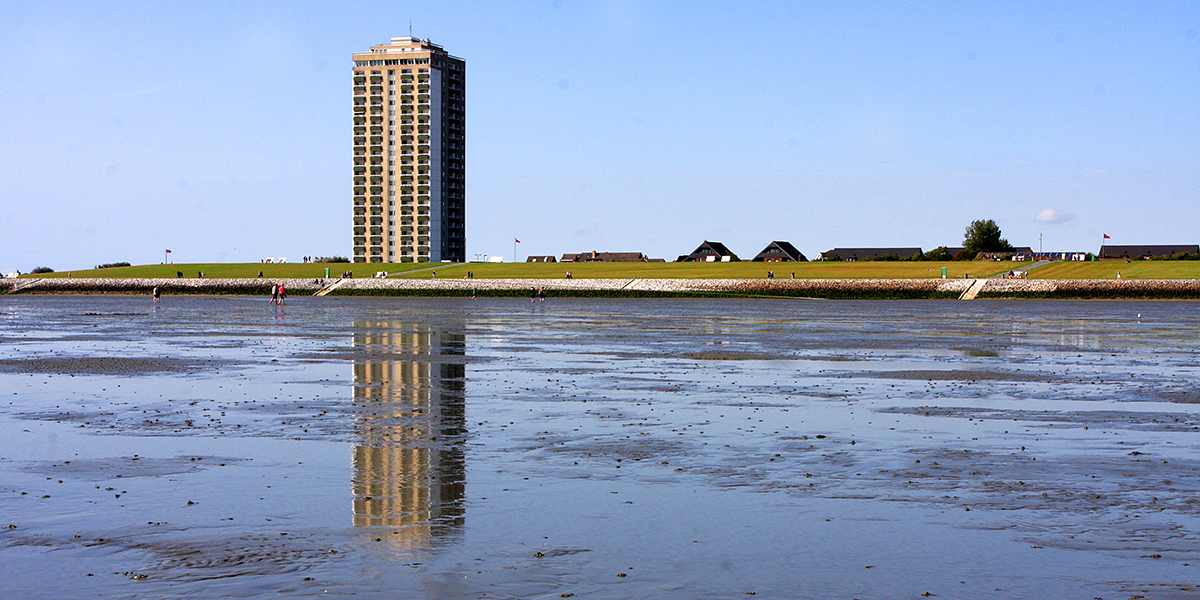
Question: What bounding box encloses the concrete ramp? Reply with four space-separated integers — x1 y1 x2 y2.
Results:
4 279 45 294
959 279 987 300
313 279 348 297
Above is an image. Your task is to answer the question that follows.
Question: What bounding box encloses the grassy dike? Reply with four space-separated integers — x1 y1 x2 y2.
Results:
25 261 1014 280
6 261 1200 299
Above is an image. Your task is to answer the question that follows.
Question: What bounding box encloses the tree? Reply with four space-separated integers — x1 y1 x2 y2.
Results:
963 219 1013 255
921 246 953 261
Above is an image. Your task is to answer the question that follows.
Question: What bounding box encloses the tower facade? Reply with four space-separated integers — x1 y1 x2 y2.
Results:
353 38 465 263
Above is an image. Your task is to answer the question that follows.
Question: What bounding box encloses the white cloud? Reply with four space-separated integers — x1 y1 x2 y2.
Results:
1035 208 1075 224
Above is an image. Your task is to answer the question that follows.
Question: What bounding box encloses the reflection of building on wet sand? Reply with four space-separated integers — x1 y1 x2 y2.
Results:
352 325 466 551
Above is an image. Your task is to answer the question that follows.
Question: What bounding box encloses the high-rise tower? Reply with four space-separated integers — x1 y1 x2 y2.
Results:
352 38 465 263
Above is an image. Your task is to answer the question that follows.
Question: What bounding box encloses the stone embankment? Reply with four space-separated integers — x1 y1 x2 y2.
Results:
4 277 1199 299
0 278 327 296
290 277 975 299
976 278 1200 299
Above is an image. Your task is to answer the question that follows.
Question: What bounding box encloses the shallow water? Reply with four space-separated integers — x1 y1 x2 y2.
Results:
1 296 1199 598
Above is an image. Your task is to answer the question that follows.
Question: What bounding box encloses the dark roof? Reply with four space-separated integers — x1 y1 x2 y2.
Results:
561 251 650 263
1100 244 1199 258
978 247 1035 257
820 247 922 261
752 241 806 262
678 240 739 262
526 255 557 263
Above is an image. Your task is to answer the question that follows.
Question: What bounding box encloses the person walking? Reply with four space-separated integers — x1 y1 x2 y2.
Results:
270 284 279 304
538 287 546 302
278 283 286 304
530 287 537 303
152 285 161 303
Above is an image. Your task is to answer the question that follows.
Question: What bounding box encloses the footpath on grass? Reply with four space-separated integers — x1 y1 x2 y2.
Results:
5 276 1200 299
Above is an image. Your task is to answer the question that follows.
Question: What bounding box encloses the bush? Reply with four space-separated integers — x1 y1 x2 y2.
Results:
96 262 131 269
31 266 54 274
326 256 351 263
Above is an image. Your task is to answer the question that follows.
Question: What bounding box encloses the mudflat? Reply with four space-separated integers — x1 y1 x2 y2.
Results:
1 296 1198 598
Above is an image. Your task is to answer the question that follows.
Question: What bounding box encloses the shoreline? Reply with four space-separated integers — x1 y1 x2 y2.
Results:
4 277 1200 299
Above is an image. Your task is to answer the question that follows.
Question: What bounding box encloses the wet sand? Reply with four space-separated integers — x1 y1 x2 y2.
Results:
1 296 1199 598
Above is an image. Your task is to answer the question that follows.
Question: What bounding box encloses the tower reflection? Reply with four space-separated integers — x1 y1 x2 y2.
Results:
351 324 466 551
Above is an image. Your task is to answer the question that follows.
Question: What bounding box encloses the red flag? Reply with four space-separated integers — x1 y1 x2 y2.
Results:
1103 234 1110 239
515 239 521 244
166 249 172 253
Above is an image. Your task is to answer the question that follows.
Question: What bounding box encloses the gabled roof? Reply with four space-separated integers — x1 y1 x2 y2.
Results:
752 241 806 262
1100 244 1199 258
819 247 922 261
678 241 739 262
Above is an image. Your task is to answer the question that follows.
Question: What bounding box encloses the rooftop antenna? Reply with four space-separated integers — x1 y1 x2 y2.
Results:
409 21 413 37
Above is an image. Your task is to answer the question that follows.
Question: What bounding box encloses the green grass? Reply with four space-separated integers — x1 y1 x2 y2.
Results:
1027 261 1200 280
395 261 1012 279
24 260 1024 280
24 262 435 279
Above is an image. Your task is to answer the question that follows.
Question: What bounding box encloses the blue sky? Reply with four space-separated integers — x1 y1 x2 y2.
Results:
1 1 1197 271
